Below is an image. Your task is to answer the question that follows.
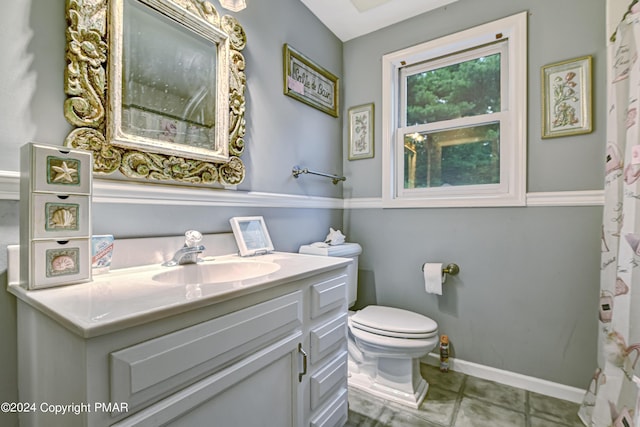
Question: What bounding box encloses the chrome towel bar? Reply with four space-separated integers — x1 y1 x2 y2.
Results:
292 165 346 185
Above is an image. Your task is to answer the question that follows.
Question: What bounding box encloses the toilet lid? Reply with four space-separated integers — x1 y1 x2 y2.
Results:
350 305 438 339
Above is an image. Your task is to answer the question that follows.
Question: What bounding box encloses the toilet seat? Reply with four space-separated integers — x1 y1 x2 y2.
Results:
350 324 438 355
350 305 438 339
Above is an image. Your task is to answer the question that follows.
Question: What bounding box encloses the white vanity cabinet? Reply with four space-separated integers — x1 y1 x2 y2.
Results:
12 258 350 427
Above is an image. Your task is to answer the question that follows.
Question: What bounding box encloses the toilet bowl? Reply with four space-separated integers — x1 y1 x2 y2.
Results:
348 305 438 407
299 242 439 408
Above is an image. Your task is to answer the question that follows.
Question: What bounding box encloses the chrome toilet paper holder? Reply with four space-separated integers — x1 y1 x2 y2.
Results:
422 263 460 278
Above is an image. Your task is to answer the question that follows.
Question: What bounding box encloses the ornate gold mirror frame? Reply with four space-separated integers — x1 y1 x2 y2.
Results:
64 0 247 186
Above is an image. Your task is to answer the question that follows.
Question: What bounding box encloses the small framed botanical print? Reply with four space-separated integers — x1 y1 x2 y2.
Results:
541 56 592 138
348 103 374 160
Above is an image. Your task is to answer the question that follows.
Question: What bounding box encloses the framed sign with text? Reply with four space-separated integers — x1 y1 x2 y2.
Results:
283 44 339 117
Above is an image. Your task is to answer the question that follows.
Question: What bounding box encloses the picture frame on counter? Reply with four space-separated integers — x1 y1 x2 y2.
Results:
230 216 274 257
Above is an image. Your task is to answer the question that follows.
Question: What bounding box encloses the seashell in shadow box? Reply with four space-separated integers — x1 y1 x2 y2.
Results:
51 208 75 228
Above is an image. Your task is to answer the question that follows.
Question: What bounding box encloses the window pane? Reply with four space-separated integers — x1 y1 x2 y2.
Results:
403 123 500 189
406 54 501 125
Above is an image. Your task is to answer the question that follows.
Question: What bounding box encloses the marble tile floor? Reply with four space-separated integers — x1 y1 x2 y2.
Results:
345 364 584 427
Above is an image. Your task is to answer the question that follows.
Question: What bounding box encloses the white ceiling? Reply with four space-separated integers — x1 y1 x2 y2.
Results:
300 0 459 42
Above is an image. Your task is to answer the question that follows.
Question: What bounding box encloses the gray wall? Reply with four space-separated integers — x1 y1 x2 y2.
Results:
0 0 343 425
342 0 604 388
0 2 607 425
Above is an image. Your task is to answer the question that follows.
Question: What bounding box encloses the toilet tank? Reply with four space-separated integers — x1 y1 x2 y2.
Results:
298 242 362 307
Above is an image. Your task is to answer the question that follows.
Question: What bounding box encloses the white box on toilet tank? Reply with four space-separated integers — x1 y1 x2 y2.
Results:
299 242 362 307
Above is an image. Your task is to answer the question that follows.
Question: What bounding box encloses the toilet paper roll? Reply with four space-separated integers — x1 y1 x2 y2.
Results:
424 263 444 295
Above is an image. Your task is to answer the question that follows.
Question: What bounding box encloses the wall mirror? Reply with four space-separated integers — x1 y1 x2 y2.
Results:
64 0 247 186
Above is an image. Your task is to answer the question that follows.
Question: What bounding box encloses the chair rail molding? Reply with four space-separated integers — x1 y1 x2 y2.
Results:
0 170 342 209
0 169 603 208
0 170 20 200
344 190 604 208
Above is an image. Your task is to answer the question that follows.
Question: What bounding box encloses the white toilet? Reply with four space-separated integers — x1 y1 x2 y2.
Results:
299 242 439 408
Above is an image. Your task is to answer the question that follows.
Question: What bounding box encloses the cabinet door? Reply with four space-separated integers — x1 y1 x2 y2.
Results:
111 291 302 411
111 332 302 427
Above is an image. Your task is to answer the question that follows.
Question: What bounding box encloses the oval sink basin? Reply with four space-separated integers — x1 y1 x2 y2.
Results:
151 260 281 285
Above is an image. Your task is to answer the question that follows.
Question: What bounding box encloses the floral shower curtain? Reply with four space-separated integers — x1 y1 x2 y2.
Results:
578 8 640 427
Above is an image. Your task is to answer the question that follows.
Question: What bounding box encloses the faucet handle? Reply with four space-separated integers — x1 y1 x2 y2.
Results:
185 230 203 247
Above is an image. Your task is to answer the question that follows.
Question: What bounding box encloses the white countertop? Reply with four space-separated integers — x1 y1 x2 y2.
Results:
8 252 350 338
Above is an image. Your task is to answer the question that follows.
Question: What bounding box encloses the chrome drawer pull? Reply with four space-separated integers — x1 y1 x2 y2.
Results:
298 343 308 382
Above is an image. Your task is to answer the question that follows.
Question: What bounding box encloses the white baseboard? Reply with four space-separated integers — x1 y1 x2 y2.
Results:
423 353 586 403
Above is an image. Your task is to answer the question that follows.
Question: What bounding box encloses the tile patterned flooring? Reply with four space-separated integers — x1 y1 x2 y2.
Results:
345 364 584 427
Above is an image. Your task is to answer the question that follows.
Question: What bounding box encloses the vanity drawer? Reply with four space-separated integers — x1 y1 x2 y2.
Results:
310 314 347 363
310 387 348 427
110 291 303 411
310 351 347 411
310 274 348 319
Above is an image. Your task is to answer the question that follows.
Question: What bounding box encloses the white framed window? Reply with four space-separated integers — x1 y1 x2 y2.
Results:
382 12 527 207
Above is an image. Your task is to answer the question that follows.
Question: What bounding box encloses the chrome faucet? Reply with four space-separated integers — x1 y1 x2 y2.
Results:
163 230 206 266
